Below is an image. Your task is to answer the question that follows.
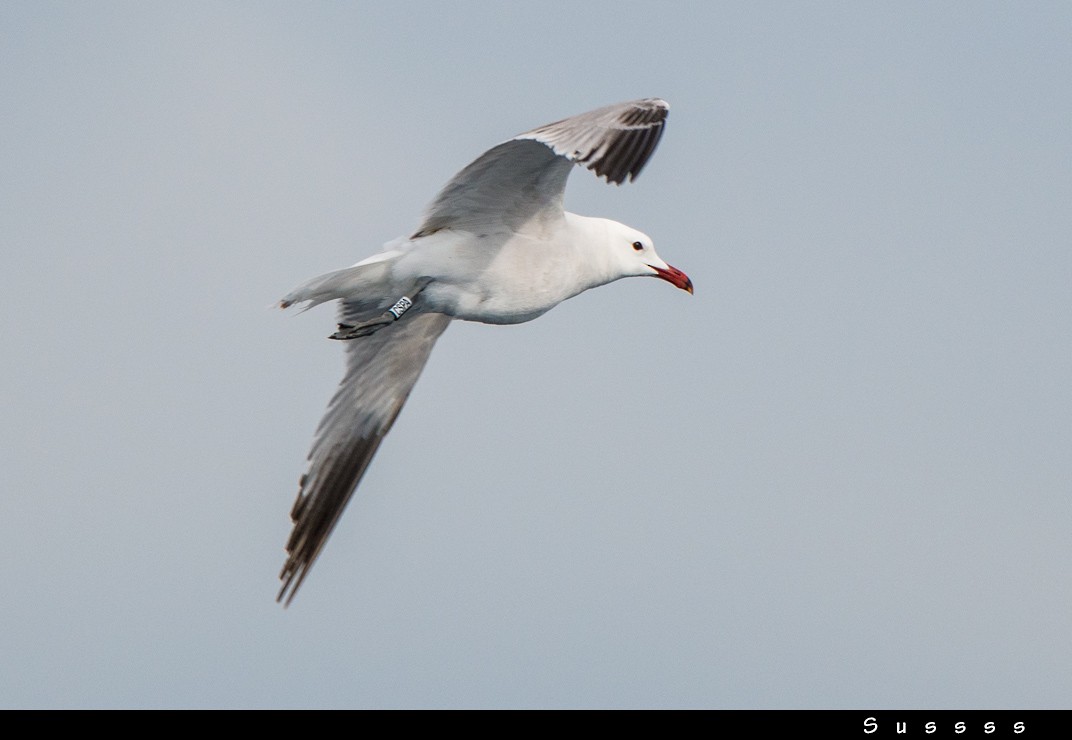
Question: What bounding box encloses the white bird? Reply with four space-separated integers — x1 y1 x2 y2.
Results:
277 98 692 604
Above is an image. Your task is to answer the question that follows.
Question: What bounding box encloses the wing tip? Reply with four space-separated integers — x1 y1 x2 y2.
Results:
277 567 304 607
516 97 670 185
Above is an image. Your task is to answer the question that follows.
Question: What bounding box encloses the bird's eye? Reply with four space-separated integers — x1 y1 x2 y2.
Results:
632 241 644 251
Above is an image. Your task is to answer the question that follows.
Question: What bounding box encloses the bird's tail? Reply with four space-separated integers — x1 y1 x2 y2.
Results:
278 258 395 312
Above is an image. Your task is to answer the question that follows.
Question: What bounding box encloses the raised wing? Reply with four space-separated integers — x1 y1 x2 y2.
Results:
413 98 669 237
278 309 451 605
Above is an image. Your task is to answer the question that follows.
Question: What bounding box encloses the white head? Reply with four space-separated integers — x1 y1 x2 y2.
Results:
598 218 693 294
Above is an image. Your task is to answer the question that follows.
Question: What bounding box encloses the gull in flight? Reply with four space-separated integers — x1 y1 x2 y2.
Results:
277 98 692 604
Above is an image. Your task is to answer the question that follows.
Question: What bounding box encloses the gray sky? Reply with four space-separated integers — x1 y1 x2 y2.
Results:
2 1 1070 708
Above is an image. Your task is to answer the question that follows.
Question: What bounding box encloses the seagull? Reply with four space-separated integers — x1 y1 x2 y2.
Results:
277 98 692 604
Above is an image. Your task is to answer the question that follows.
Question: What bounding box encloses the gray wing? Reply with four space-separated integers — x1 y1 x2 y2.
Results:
278 308 452 605
413 98 669 237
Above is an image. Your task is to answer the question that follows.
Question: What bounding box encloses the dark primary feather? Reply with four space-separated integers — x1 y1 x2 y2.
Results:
413 98 669 238
526 97 669 185
278 309 451 605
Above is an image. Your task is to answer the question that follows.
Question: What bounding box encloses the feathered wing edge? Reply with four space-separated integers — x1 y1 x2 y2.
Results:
278 309 452 605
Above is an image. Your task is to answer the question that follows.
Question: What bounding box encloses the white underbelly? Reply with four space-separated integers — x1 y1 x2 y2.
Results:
391 225 597 325
422 280 565 325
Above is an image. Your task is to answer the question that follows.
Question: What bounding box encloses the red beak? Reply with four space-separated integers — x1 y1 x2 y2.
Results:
652 264 694 294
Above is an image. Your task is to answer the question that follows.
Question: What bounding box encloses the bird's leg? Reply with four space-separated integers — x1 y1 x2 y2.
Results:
329 284 427 341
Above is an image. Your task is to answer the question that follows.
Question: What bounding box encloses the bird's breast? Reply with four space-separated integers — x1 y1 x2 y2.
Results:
428 245 585 324
396 227 600 325
422 277 564 325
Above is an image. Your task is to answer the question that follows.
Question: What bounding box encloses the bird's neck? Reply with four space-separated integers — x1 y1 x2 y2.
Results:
563 212 627 289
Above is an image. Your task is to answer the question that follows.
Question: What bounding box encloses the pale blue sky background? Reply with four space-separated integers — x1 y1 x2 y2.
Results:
2 1 1070 708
